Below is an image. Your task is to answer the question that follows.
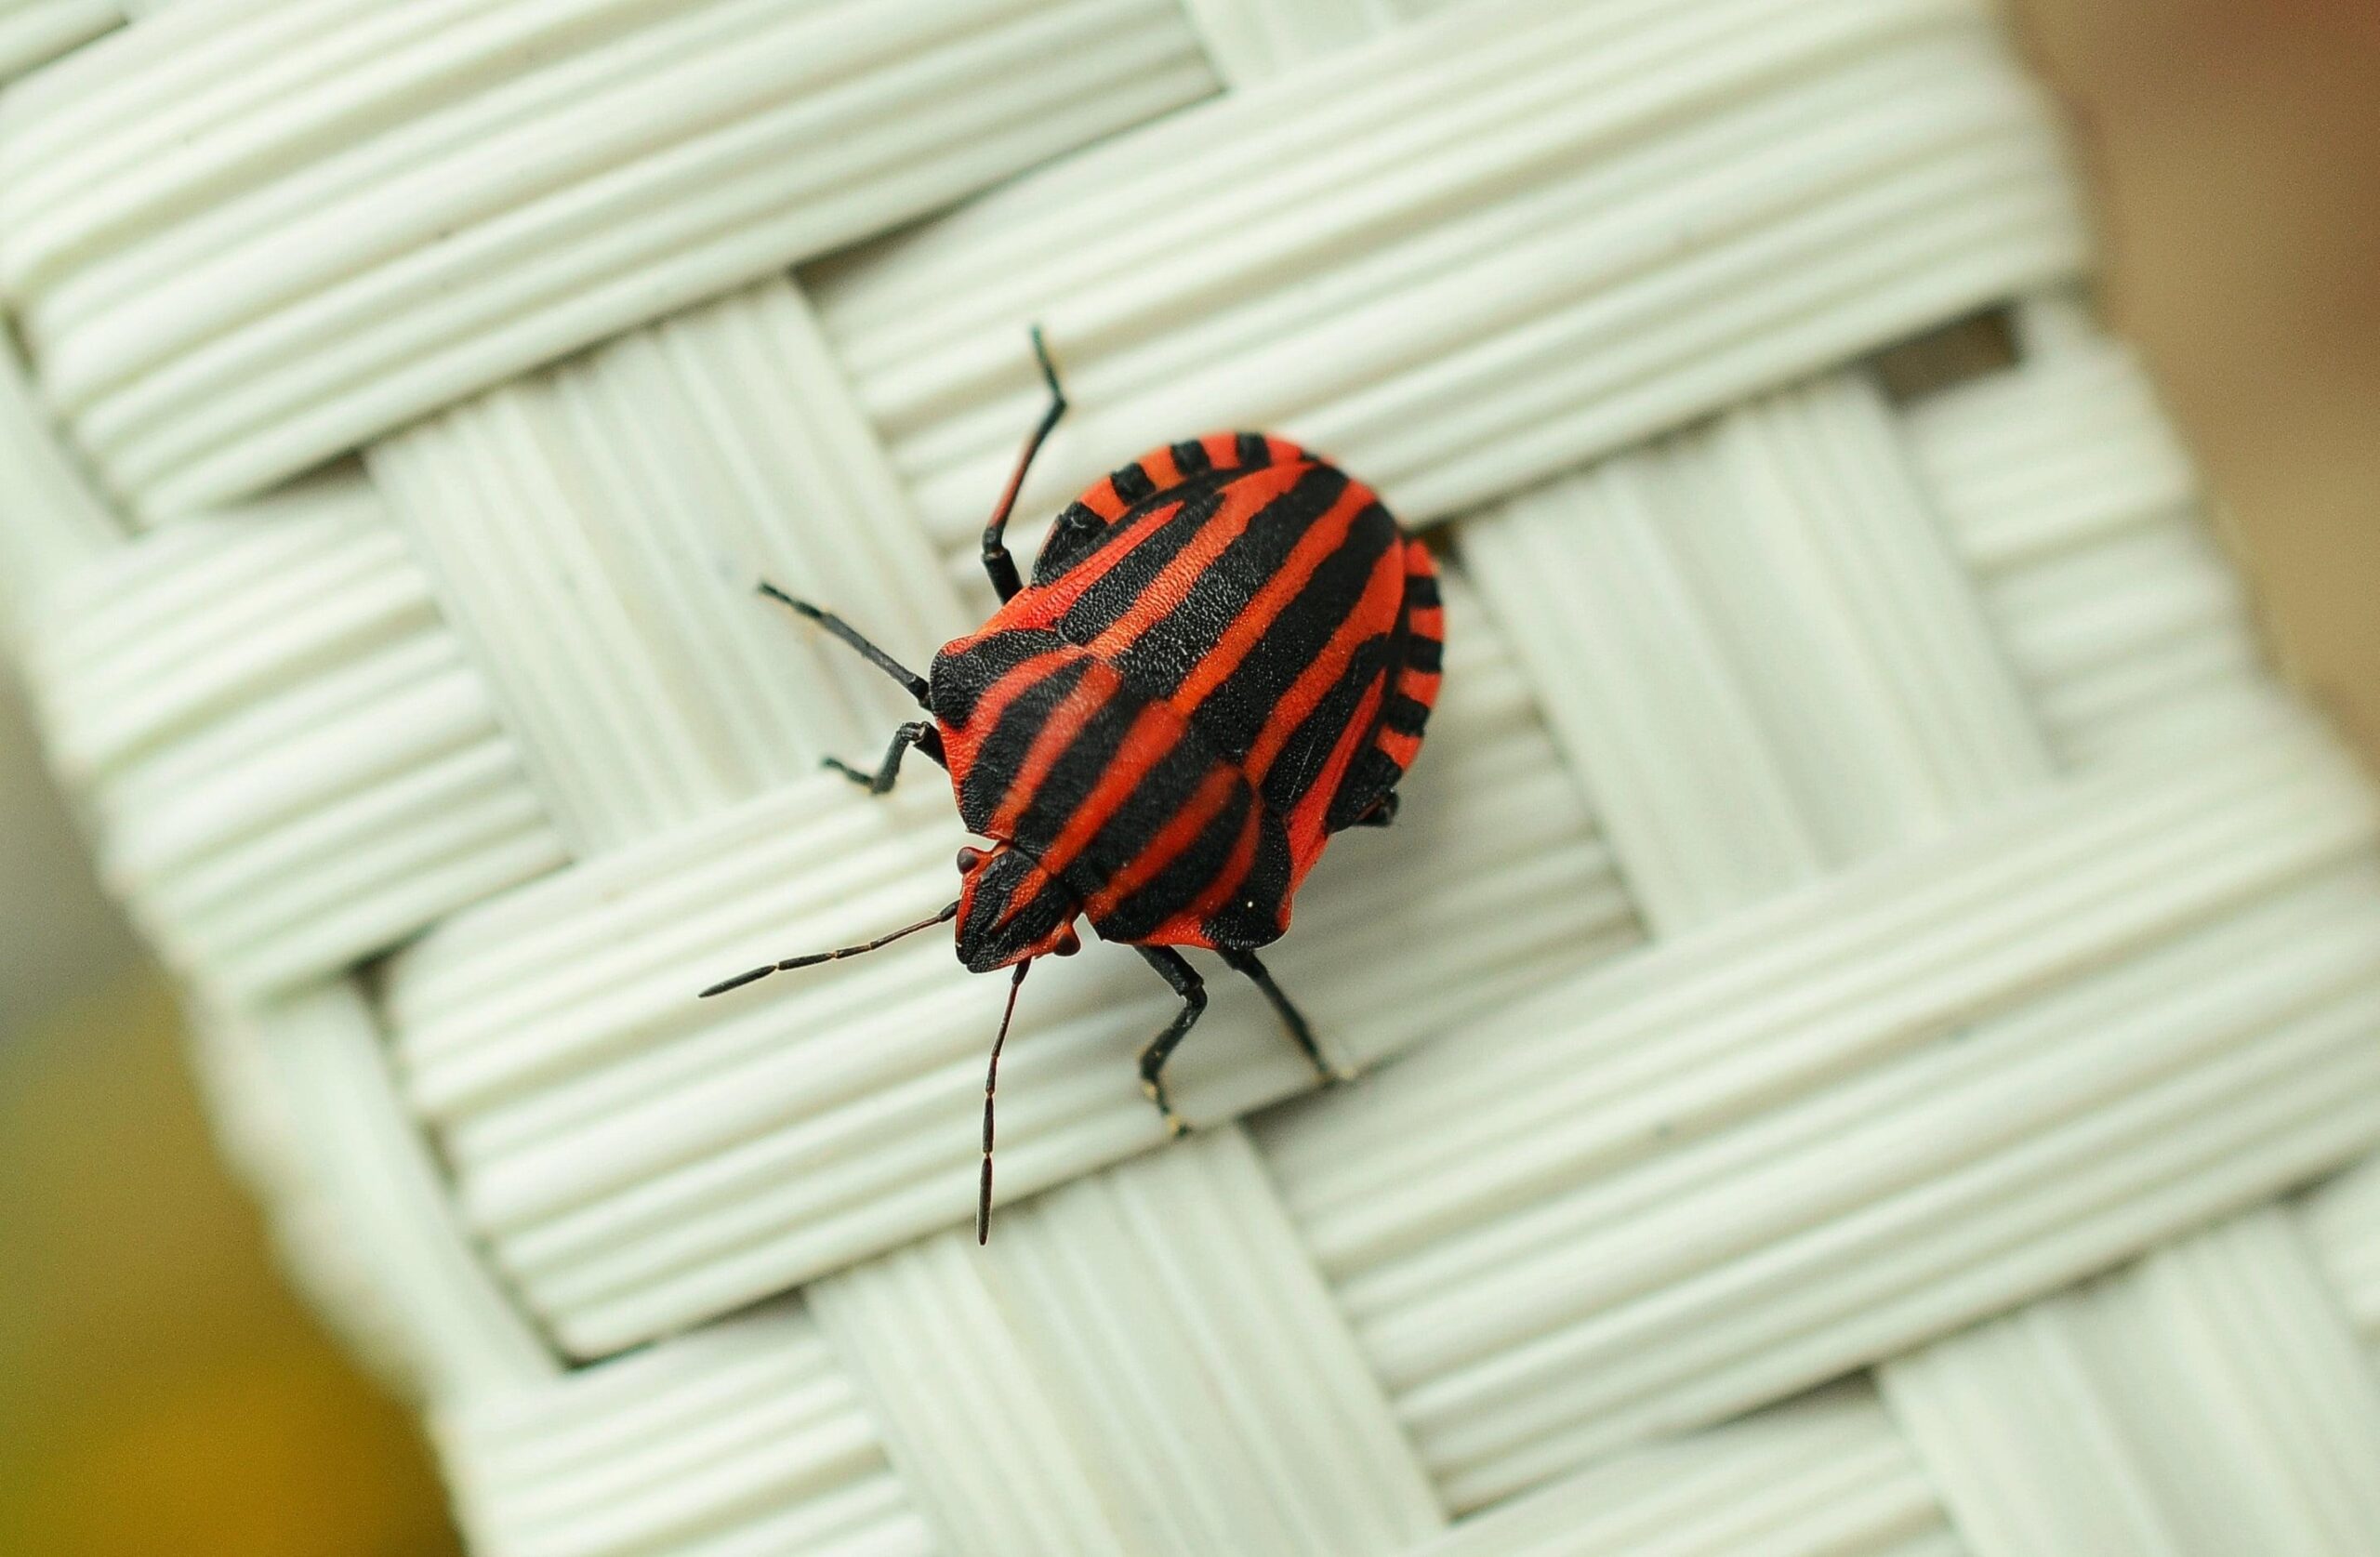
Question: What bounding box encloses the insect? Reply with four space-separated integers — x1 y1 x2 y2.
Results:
703 330 1442 1239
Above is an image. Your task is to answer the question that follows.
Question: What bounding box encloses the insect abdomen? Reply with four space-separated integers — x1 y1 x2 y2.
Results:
931 628 1291 950
1323 537 1441 832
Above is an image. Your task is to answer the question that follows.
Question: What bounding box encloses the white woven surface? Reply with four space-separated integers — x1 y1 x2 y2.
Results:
5 1 2379 1553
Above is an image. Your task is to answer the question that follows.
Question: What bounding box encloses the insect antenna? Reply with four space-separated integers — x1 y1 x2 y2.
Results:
699 901 959 998
757 582 931 706
979 958 1032 1244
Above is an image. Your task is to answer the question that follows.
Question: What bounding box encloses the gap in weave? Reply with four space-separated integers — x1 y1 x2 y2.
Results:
1870 305 2022 404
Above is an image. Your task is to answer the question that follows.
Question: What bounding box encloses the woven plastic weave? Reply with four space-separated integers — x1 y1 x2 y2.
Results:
7 1 2380 1552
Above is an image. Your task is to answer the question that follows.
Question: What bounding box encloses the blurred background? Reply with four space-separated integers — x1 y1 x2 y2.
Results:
0 701 459 1553
2021 0 2380 759
0 3 2373 1551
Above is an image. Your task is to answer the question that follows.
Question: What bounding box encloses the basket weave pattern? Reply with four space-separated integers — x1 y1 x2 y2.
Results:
6 0 2380 1551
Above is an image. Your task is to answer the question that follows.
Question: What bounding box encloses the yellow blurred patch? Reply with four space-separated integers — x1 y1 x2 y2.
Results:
0 976 459 1557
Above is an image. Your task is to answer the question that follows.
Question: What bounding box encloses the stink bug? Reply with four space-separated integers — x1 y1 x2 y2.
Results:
703 331 1443 1239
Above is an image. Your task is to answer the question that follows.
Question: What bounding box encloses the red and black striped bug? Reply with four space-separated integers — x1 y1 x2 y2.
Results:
702 330 1443 1239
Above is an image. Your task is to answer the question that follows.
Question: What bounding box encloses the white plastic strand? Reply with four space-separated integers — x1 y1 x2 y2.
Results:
1264 727 2380 1504
0 330 117 645
0 0 112 83
1905 334 2198 576
368 277 970 855
24 472 564 996
0 0 1217 518
2303 1158 2380 1344
1902 325 2271 761
434 1301 933 1557
183 983 552 1400
1409 1387 1959 1557
810 1129 1444 1557
1174 0 1404 84
1882 1211 2380 1556
816 0 2080 553
1461 370 2050 933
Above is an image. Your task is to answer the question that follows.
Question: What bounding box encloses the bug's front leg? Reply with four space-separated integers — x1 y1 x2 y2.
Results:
1134 946 1207 1138
825 721 945 795
1218 946 1349 1085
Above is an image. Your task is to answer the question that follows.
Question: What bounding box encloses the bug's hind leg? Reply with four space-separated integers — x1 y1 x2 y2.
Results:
981 326 1069 603
759 582 930 707
1134 946 1207 1139
825 720 945 795
1219 946 1350 1086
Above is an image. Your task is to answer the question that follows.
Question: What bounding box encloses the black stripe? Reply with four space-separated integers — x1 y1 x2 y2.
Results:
1116 464 1351 699
1090 761 1256 947
1261 636 1390 815
1236 431 1272 468
1325 747 1406 834
1031 501 1115 585
1008 673 1146 856
1110 461 1157 505
1404 635 1443 675
1192 499 1395 762
1170 439 1212 477
930 627 1067 731
1205 816 1292 949
1077 729 1211 877
1382 693 1430 736
1053 484 1225 642
1406 573 1442 609
957 653 1092 830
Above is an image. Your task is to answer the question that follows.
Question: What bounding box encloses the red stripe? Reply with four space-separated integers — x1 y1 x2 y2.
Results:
995 702 1182 930
1082 489 1269 659
1175 793 1263 933
1040 704 1178 876
1286 674 1387 867
1077 475 1130 523
1166 478 1373 707
949 646 1075 740
993 491 1193 624
1082 764 1240 921
985 657 1122 839
1244 541 1403 782
1395 668 1443 709
1374 728 1422 769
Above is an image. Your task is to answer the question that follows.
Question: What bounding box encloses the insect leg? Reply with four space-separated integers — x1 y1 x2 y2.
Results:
824 721 945 795
981 325 1069 604
1134 945 1206 1139
1218 946 1348 1085
758 583 930 707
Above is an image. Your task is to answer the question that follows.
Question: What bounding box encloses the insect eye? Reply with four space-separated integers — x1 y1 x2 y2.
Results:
956 846 986 874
